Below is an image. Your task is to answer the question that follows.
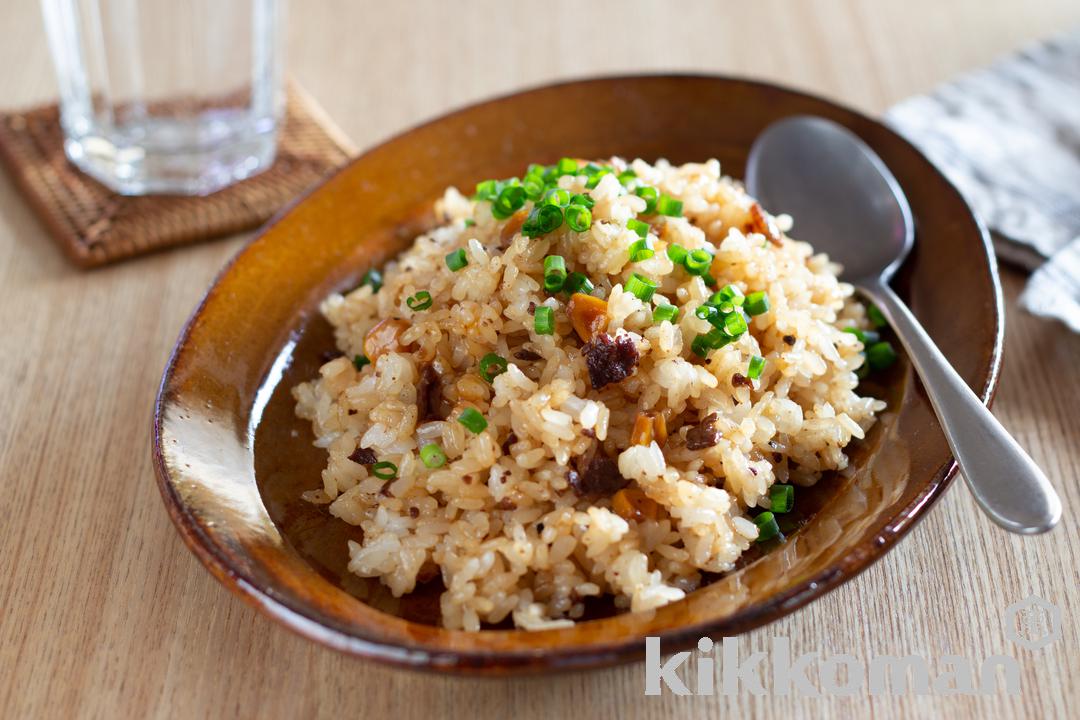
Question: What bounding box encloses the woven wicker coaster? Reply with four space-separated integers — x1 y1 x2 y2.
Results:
0 85 356 268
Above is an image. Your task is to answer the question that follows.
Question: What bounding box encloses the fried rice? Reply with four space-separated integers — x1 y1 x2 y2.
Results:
292 157 885 631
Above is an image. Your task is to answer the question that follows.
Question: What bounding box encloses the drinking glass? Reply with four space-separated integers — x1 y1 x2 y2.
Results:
40 0 286 196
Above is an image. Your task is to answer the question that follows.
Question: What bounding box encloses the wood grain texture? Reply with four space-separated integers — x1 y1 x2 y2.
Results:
1 0 1077 717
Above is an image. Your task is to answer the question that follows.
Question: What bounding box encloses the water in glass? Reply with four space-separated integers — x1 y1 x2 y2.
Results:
41 0 286 196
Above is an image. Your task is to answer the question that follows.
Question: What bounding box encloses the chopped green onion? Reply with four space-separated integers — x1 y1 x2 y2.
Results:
522 204 564 237
714 285 745 306
722 311 748 337
543 255 567 292
563 272 594 295
855 360 871 379
556 157 578 175
702 327 735 349
744 291 770 316
703 274 718 288
544 254 567 275
627 218 651 239
624 273 658 302
843 327 881 345
406 291 433 311
656 195 683 217
419 443 447 469
534 305 555 335
635 186 659 214
691 334 713 358
629 238 655 263
867 304 888 328
866 340 898 370
769 484 794 513
445 248 468 271
523 173 546 200
684 249 712 275
653 304 679 324
371 461 398 480
473 179 499 201
478 352 509 383
457 407 488 434
565 203 592 232
666 243 688 264
585 167 611 189
617 168 637 185
747 355 766 379
492 184 526 219
843 326 866 343
691 328 736 357
361 268 383 293
570 193 594 209
754 511 781 542
695 304 718 321
541 187 571 207
352 354 370 370
463 218 476 228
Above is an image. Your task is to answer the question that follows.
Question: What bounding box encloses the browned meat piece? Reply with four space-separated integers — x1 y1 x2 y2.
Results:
685 412 721 450
731 373 753 388
348 446 377 465
513 347 542 361
582 333 638 389
416 362 445 421
569 455 629 498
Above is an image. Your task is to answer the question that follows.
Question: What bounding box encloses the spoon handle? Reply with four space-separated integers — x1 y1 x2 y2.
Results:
862 280 1061 534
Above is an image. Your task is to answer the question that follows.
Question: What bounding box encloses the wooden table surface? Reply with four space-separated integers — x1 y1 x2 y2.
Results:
2 1 1078 717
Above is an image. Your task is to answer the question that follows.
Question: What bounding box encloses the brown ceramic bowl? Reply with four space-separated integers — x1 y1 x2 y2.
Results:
153 75 1003 675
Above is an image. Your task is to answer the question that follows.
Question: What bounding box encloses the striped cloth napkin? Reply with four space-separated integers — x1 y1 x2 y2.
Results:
886 30 1080 332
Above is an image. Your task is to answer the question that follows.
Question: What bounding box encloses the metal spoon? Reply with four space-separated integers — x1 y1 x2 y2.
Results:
745 115 1061 534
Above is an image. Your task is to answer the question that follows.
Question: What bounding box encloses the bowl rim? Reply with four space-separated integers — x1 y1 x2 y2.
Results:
152 72 1004 674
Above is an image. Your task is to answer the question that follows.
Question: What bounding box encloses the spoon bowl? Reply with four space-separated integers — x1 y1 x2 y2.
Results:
746 116 914 283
